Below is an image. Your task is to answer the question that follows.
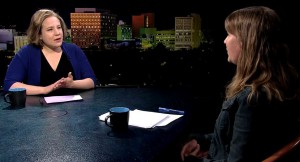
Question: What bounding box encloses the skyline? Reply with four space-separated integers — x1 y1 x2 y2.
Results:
0 0 299 80
1 0 299 58
1 0 297 32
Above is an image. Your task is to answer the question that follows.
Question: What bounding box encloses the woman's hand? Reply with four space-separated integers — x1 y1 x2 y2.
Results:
45 72 73 94
55 72 94 90
180 139 207 161
43 78 64 94
61 72 74 88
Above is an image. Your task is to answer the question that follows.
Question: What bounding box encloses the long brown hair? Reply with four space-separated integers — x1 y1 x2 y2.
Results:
225 6 298 102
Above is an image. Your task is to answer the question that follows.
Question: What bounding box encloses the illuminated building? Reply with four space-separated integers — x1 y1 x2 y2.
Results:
132 13 155 39
140 27 156 49
70 8 117 49
175 13 202 50
14 36 27 53
117 21 132 41
155 30 175 51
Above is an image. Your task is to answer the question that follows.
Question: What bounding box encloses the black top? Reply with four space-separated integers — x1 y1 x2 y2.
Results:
40 51 76 96
40 51 74 85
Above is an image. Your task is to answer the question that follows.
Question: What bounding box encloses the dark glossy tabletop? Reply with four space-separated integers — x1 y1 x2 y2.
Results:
0 87 192 162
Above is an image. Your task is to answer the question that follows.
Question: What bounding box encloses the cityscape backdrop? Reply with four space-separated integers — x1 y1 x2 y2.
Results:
1 0 298 32
1 0 299 49
0 0 299 89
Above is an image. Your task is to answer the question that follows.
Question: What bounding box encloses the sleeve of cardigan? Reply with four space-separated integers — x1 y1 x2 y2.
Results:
3 49 28 91
71 44 98 86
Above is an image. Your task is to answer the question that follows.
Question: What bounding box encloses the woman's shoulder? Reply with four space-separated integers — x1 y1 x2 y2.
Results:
16 44 40 56
61 42 83 55
62 42 81 50
235 87 271 106
235 87 252 100
236 87 300 108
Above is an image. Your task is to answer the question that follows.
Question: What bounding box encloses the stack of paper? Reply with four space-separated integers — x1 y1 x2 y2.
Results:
44 95 83 103
99 109 183 128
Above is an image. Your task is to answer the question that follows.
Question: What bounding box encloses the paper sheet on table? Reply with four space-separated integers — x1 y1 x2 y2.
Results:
99 109 183 128
44 95 83 103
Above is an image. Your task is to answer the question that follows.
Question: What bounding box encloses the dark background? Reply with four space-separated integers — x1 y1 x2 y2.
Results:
1 0 299 61
1 0 299 96
1 0 298 31
0 1 299 160
1 0 299 89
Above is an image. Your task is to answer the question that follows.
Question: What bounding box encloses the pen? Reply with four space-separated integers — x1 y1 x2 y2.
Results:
158 107 185 115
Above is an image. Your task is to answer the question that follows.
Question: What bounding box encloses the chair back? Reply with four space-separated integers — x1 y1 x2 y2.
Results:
262 134 300 162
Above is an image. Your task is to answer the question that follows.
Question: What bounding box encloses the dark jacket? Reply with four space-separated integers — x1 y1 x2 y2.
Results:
187 87 300 162
3 42 97 92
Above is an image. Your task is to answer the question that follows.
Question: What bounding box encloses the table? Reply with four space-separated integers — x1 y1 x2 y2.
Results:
0 87 192 162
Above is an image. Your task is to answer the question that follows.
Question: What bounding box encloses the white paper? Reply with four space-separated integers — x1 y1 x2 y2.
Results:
99 109 183 128
44 95 83 103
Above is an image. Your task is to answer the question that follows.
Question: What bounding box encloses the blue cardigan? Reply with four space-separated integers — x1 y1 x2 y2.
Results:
4 42 97 92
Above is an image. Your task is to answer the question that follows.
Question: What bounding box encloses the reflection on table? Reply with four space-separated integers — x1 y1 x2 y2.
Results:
0 87 192 162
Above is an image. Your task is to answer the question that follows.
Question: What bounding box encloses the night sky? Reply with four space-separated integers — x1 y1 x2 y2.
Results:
1 0 299 56
1 0 297 31
1 0 299 71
